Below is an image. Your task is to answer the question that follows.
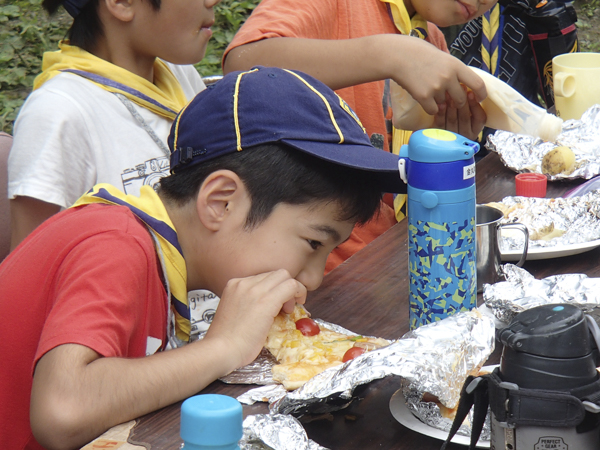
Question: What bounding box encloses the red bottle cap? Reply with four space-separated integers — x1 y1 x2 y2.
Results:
515 173 547 198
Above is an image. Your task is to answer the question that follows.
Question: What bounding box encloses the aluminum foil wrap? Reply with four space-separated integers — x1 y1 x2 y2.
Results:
220 348 277 386
402 377 492 443
483 264 600 325
268 309 494 415
240 414 329 450
490 192 600 250
487 104 600 180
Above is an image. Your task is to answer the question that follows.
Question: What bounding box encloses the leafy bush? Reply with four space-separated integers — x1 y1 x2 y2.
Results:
0 0 258 134
0 0 71 133
197 0 259 76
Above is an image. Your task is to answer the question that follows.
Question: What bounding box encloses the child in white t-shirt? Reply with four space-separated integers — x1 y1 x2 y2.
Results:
8 0 219 249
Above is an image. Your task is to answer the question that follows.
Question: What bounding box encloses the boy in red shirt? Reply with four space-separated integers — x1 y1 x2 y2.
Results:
0 67 406 450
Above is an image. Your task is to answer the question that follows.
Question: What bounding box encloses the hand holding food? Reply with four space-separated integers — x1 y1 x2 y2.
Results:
206 270 307 370
265 305 389 390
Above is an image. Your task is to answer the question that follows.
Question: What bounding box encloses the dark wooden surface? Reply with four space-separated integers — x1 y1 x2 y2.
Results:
128 152 600 449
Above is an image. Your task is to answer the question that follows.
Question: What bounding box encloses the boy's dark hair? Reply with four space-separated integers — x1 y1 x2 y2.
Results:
158 143 384 229
43 0 161 52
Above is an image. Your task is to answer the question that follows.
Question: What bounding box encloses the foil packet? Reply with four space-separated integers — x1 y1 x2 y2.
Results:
227 310 494 445
220 348 277 386
483 264 600 325
242 310 495 416
487 104 600 180
240 414 329 450
402 376 492 443
489 192 600 251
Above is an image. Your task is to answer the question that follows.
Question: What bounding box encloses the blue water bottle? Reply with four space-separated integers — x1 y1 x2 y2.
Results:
398 129 479 330
180 394 243 450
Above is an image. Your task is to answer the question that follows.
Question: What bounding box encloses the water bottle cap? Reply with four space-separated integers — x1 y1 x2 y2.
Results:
499 304 600 389
399 129 479 163
515 173 547 197
500 304 592 358
180 394 243 446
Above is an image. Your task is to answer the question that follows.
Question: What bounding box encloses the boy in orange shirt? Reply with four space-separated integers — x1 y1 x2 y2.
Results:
223 0 496 271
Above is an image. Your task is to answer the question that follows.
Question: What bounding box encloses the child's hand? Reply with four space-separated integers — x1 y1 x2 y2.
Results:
389 37 487 117
203 269 307 370
432 91 487 141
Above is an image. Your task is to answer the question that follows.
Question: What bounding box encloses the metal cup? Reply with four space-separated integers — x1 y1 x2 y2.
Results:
476 205 528 292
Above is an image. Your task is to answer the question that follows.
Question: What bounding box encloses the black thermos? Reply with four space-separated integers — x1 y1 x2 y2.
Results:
490 304 600 450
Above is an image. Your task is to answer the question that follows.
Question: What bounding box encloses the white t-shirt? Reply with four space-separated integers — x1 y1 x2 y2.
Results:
8 62 205 208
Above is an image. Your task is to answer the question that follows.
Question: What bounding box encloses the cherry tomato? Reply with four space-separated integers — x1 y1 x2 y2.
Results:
295 318 320 336
342 346 365 363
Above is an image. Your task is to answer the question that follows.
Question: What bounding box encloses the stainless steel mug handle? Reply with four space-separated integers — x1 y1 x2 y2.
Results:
499 223 529 267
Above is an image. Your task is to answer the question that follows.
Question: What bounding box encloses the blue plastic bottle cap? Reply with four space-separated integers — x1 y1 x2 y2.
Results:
180 394 243 449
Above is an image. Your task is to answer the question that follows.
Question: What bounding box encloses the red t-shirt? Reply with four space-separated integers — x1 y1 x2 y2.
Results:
224 0 448 272
0 204 168 449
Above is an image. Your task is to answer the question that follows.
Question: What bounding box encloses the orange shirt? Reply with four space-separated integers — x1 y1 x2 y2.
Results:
225 0 448 272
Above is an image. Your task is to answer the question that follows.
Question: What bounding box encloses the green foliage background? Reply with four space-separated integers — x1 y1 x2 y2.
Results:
0 0 259 134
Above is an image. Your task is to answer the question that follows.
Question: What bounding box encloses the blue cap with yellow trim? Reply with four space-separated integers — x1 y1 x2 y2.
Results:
62 0 92 17
168 66 405 193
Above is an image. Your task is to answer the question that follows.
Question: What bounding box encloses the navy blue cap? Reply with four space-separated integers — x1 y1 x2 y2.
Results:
63 0 91 17
168 66 405 193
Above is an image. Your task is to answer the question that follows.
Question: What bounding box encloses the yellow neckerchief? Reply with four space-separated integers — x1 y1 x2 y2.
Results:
34 41 187 120
381 0 429 221
380 0 428 38
72 184 190 342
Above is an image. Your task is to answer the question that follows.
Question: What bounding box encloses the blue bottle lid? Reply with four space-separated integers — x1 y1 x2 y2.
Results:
399 129 479 163
180 394 243 449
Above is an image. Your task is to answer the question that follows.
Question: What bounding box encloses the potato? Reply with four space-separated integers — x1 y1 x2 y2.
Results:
541 146 576 175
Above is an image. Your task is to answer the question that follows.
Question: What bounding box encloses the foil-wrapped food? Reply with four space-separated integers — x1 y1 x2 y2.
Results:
240 414 329 450
487 104 600 180
222 309 494 447
401 370 493 444
229 310 494 429
488 191 600 251
483 264 600 326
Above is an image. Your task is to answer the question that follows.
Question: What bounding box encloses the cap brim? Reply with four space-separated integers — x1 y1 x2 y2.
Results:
281 139 407 194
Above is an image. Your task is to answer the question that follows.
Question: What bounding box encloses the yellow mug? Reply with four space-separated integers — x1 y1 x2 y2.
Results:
553 52 600 120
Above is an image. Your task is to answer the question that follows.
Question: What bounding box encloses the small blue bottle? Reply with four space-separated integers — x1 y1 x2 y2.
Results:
180 394 243 450
399 129 479 330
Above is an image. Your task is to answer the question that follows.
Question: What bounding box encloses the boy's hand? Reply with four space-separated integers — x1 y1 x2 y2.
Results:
432 91 487 141
388 37 487 117
204 269 307 371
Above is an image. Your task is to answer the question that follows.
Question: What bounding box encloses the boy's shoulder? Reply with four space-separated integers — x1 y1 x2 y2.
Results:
20 71 120 118
26 62 203 110
3 203 158 289
37 203 155 252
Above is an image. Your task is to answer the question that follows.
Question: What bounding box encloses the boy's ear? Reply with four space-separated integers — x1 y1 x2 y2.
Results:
103 0 135 22
196 170 246 231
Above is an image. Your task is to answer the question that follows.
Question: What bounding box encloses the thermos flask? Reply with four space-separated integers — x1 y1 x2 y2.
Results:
490 304 600 450
441 304 600 450
398 129 479 330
